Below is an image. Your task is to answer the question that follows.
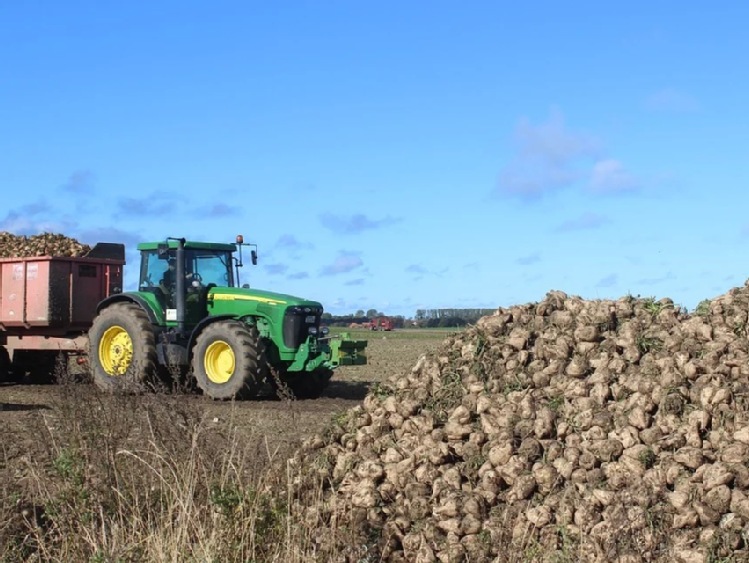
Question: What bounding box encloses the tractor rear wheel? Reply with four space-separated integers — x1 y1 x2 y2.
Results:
191 320 266 400
89 302 158 392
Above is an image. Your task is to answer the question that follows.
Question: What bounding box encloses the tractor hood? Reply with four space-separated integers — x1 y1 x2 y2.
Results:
206 286 326 357
209 287 323 310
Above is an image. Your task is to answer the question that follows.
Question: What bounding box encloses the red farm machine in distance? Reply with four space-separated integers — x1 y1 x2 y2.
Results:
370 316 393 331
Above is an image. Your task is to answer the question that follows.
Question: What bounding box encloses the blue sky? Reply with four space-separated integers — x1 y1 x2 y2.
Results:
2 2 748 317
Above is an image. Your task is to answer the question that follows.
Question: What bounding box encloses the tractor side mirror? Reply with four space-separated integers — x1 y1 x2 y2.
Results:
251 249 258 265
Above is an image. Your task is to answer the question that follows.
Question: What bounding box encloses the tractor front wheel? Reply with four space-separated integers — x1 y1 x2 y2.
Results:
191 321 266 400
89 302 158 392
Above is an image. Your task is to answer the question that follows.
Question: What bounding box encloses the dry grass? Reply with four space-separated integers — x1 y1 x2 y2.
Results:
0 377 368 562
0 330 448 562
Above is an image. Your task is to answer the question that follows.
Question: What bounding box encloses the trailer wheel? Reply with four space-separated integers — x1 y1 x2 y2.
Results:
10 350 57 384
0 346 10 383
89 302 158 392
191 320 266 400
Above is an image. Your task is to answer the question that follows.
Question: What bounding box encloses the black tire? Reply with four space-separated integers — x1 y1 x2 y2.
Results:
280 368 332 400
11 350 57 384
88 302 158 393
0 346 10 383
191 320 266 400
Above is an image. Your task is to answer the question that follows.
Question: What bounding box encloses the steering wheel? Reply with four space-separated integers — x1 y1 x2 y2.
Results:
188 272 203 290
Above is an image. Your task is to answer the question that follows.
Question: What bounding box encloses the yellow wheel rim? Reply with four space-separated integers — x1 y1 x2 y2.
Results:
205 340 235 384
99 325 133 376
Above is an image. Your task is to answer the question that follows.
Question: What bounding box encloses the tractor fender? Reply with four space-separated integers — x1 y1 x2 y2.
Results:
96 294 160 324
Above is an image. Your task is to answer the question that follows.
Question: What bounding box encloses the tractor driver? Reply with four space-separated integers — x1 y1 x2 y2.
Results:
159 259 202 306
158 259 177 306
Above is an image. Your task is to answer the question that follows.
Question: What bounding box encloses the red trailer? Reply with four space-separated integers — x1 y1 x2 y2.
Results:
370 316 393 331
0 243 125 381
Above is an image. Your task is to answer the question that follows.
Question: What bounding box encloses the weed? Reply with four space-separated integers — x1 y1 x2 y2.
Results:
331 409 352 428
636 334 662 354
639 447 656 469
210 483 244 516
706 531 741 563
550 525 579 563
313 451 334 472
695 299 711 316
89 553 126 563
475 330 487 357
470 357 489 381
423 371 464 423
522 540 544 562
477 528 492 546
52 447 84 486
503 374 531 394
266 364 296 402
370 382 395 400
642 296 665 317
464 453 487 476
547 394 565 413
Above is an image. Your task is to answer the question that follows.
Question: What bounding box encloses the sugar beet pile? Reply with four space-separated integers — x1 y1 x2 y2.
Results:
0 232 91 258
291 287 749 562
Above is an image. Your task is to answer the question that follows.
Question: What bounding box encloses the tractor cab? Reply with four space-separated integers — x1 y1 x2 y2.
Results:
138 239 238 325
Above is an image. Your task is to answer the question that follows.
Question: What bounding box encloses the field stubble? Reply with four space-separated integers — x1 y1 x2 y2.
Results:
0 328 446 562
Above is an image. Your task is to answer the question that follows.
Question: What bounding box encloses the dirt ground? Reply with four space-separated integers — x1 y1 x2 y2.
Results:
0 329 449 470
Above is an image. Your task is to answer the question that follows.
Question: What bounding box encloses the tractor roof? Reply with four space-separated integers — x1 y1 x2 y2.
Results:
137 240 237 252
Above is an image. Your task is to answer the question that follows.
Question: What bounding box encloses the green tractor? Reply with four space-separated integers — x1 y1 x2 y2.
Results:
88 236 366 399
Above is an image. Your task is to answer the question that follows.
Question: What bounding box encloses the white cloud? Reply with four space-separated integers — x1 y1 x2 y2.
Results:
62 170 96 194
596 273 618 288
516 252 541 266
276 234 314 250
497 109 599 199
319 213 400 234
265 263 288 276
321 251 363 275
406 264 428 274
555 212 610 232
589 159 640 194
515 110 598 165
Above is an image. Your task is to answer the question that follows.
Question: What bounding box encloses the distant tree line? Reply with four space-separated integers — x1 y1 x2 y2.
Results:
321 308 497 329
414 308 497 328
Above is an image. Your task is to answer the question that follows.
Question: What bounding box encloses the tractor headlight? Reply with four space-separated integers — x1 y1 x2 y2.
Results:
321 326 329 336
309 327 318 336
289 305 322 315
